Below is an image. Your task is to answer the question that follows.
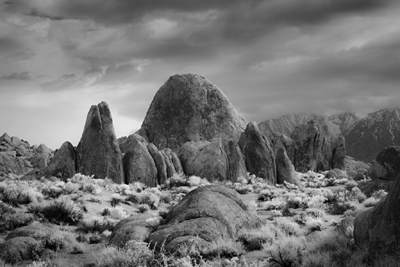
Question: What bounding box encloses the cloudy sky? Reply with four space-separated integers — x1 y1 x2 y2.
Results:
1 0 400 149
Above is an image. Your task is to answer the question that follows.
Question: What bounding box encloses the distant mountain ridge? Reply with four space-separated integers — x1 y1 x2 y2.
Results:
259 108 400 163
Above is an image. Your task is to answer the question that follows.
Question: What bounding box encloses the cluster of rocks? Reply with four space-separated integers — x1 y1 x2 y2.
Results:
286 119 346 173
0 133 53 178
353 145 400 260
1 74 347 186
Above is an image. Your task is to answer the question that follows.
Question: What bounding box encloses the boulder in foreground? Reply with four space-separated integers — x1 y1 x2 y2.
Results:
148 185 262 253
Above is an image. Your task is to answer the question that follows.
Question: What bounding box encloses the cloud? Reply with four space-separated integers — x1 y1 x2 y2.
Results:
1 71 30 80
25 7 65 20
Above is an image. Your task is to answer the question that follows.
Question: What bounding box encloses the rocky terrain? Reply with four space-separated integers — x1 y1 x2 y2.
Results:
0 73 399 266
260 109 400 163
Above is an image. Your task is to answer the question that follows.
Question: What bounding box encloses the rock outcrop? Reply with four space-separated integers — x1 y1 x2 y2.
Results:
109 214 157 247
122 134 157 186
179 140 228 182
76 102 123 183
147 143 167 185
239 122 276 183
368 146 400 180
354 173 400 259
38 141 76 180
0 133 53 177
138 74 247 151
276 148 300 185
148 185 262 252
288 119 332 172
331 136 346 170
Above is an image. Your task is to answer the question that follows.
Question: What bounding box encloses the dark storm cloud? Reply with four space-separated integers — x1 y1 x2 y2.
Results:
302 35 400 83
25 7 64 20
1 71 30 80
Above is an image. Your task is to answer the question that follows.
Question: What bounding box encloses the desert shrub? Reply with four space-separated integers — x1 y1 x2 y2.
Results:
100 208 110 216
335 216 354 238
200 239 244 259
371 189 387 200
83 183 102 195
0 183 41 206
238 227 272 251
167 173 190 188
41 184 64 198
77 219 115 233
87 197 101 203
28 196 83 225
110 194 124 207
0 212 35 232
141 193 160 209
329 201 354 215
274 218 302 237
64 182 80 194
89 241 152 267
138 204 150 213
160 193 173 204
89 233 102 244
109 207 128 220
265 235 304 267
345 180 358 191
187 175 210 187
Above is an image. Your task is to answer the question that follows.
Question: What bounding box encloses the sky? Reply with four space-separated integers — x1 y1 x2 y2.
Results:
1 0 400 149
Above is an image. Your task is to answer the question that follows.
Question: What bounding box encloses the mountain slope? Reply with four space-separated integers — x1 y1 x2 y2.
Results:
343 109 400 163
259 109 400 163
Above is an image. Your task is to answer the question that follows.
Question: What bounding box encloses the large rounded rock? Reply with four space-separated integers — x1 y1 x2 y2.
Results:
148 185 261 252
276 148 300 185
122 134 157 186
239 122 276 183
38 141 76 180
5 223 55 240
76 102 123 183
354 173 400 259
138 74 247 151
0 237 40 264
179 140 228 181
147 143 167 185
369 146 400 180
109 214 156 247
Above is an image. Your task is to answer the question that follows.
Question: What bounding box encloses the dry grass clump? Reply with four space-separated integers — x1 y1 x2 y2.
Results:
0 201 35 232
28 196 84 225
0 181 43 206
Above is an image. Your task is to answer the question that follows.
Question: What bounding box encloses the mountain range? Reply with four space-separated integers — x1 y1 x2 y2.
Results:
258 108 400 163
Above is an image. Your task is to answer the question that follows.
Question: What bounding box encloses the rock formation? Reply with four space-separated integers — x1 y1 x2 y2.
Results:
354 172 400 260
138 74 247 151
76 102 123 183
331 135 346 170
179 140 228 182
109 214 156 247
148 185 262 253
38 141 76 180
288 119 333 172
122 134 157 186
0 132 54 177
276 148 300 185
147 143 167 185
239 122 276 183
368 146 400 180
224 140 247 180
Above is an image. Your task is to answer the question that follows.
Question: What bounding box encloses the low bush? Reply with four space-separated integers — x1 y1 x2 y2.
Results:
28 196 83 225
